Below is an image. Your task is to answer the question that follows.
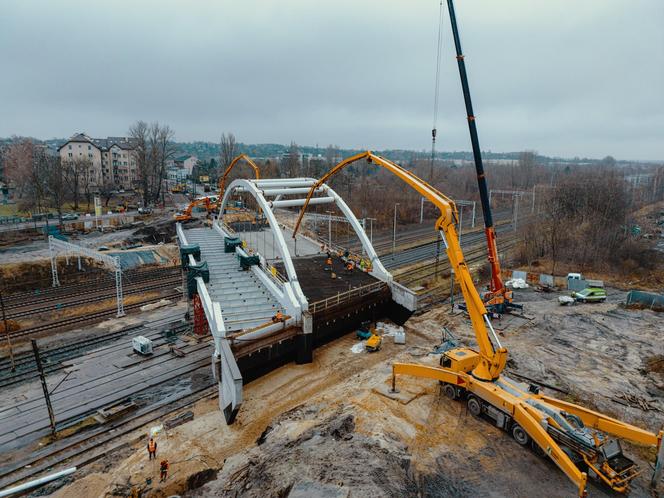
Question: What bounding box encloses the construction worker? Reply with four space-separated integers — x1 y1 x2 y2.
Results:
346 261 354 272
272 310 284 323
147 437 157 460
160 459 169 482
326 255 333 266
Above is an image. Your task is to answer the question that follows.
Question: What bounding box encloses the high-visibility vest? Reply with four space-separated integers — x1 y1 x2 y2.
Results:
148 440 156 452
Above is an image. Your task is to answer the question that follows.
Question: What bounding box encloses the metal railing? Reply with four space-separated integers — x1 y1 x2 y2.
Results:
309 280 387 314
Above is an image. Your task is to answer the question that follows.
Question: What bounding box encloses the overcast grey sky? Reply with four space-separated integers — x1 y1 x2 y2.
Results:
1 0 662 159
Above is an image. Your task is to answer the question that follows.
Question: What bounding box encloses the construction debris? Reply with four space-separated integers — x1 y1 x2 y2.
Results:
612 392 662 413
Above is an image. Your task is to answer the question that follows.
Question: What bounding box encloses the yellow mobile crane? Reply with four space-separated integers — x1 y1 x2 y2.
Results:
293 151 664 497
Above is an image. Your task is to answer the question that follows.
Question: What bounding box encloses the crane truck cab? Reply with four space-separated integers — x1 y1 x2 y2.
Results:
439 348 479 373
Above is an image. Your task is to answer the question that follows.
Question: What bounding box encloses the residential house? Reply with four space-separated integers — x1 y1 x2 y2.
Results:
173 155 198 175
58 133 138 188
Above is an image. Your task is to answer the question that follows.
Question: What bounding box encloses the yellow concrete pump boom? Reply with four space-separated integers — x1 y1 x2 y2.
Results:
218 154 261 199
292 151 664 497
292 150 507 381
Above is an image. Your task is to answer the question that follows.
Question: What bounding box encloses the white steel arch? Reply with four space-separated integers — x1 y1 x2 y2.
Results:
218 177 391 288
218 179 308 312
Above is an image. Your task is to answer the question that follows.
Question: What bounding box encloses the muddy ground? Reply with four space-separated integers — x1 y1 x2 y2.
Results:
47 285 663 498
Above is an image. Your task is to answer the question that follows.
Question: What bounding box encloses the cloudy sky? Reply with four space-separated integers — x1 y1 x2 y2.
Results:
1 0 662 159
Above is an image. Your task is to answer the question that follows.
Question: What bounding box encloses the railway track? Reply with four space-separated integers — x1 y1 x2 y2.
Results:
395 237 518 286
2 266 180 306
0 384 216 492
339 207 514 255
0 320 192 388
5 277 182 320
8 291 182 339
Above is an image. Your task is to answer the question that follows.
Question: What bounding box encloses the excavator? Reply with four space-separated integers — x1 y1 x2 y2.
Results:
292 151 664 497
175 154 261 222
173 196 218 222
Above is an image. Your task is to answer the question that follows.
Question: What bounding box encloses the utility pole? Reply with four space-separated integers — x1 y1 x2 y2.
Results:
514 194 519 232
0 290 15 372
32 339 56 435
366 217 376 246
326 211 333 249
420 197 424 224
451 206 463 310
392 203 399 255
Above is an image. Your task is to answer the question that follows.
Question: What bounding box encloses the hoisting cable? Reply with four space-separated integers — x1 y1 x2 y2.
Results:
431 0 445 276
429 0 445 182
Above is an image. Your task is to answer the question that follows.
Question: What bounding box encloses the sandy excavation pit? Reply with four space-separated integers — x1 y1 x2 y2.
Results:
41 284 663 498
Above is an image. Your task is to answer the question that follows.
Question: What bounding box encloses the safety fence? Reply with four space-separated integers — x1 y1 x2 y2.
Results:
503 269 566 288
309 281 387 314
626 290 664 311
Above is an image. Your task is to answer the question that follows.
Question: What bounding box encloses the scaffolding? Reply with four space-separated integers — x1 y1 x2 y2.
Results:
48 236 125 317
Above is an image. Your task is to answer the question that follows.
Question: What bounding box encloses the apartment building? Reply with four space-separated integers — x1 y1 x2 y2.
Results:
58 133 138 188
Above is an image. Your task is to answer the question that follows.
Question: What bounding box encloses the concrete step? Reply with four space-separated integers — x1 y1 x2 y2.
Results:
221 305 280 316
217 292 276 304
223 314 277 326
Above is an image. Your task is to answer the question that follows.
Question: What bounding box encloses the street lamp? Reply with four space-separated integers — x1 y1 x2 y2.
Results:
326 210 333 249
392 203 399 254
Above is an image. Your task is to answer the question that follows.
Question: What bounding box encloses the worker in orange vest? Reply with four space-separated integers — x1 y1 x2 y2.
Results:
160 459 169 482
147 437 157 460
272 310 284 323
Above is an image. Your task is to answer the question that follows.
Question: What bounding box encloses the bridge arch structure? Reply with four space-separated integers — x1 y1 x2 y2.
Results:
177 177 415 423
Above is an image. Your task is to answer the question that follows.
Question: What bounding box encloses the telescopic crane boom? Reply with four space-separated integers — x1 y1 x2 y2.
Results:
292 151 664 497
446 0 517 312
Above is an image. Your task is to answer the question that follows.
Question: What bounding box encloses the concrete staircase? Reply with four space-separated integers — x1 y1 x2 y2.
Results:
185 228 282 332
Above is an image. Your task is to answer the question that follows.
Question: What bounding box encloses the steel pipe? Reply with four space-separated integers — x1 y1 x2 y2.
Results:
254 180 316 188
253 177 313 183
270 197 335 208
261 187 325 197
0 467 77 497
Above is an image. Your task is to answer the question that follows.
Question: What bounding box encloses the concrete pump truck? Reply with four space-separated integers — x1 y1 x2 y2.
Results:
292 151 664 497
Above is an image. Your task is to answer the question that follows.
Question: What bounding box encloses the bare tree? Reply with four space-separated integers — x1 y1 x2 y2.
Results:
130 121 176 205
43 153 66 224
98 179 116 207
129 121 150 206
325 144 339 167
516 151 538 189
80 165 95 211
153 124 176 203
284 141 300 177
220 132 237 172
4 140 48 214
147 123 161 203
63 157 92 210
